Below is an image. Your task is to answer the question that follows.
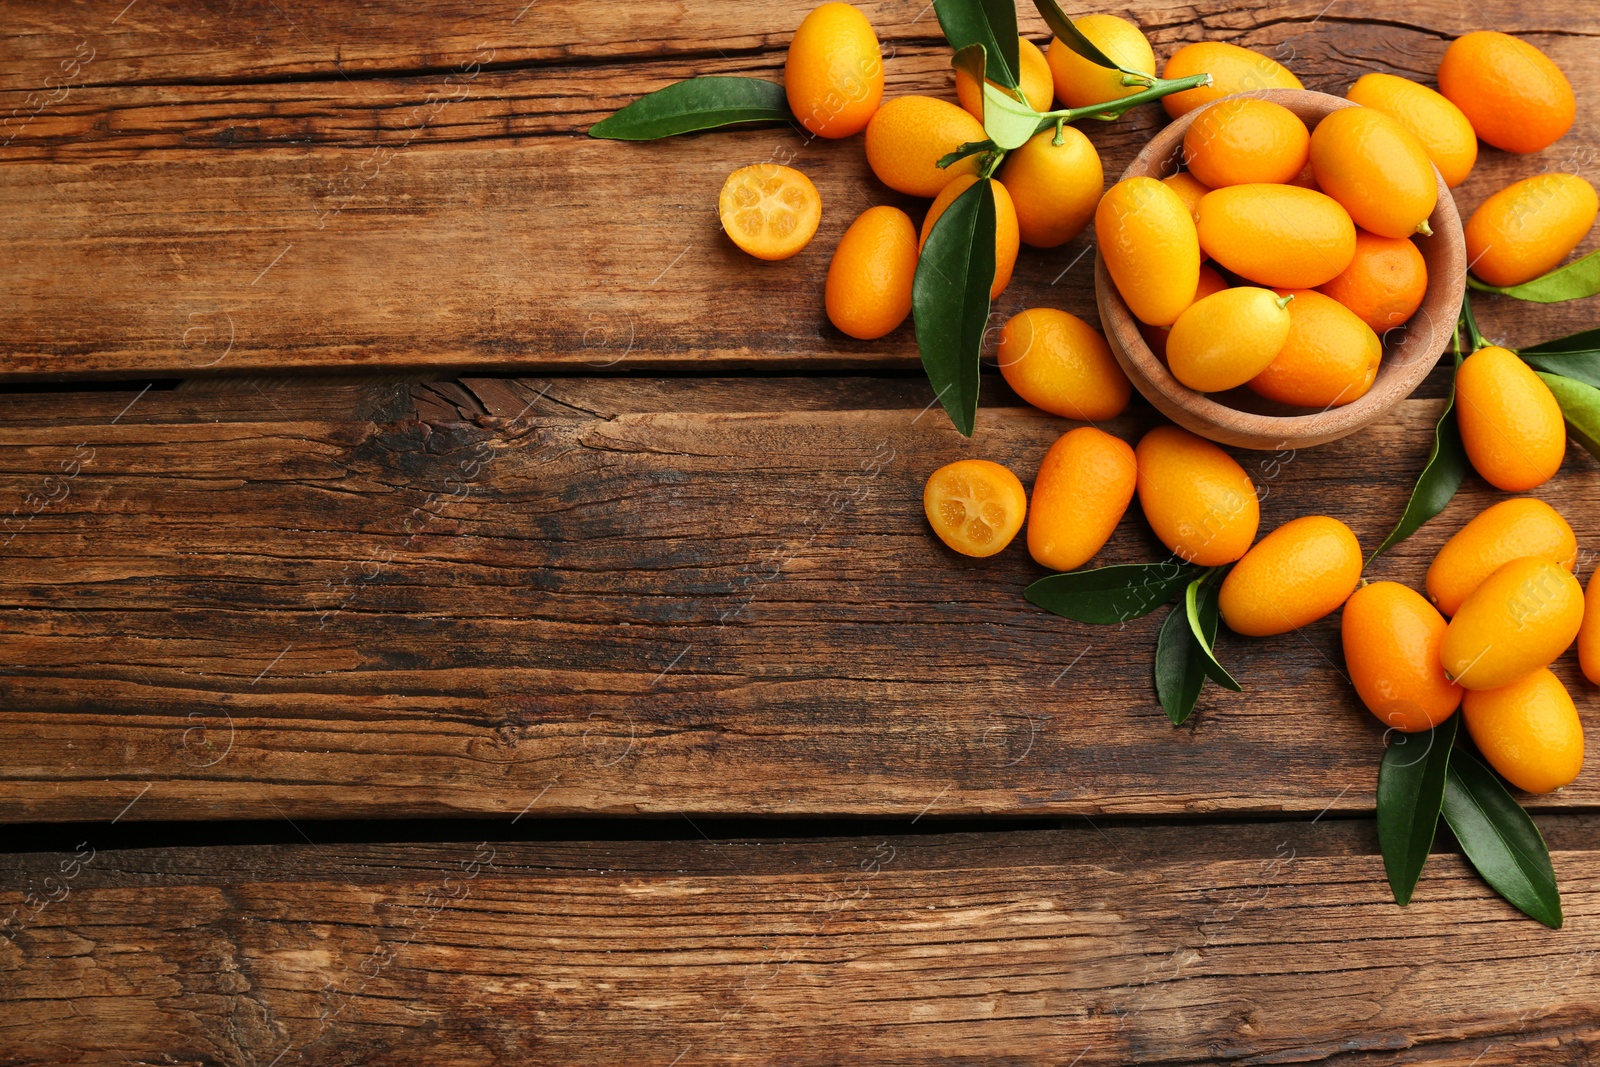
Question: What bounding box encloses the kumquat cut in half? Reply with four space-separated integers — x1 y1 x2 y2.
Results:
923 459 1028 558
718 164 823 261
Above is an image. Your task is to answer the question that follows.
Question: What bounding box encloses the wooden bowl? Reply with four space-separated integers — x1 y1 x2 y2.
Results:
1094 89 1466 451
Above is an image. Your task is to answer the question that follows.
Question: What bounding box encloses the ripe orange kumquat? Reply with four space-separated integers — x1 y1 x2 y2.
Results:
1285 162 1320 190
998 309 1130 422
718 164 822 260
1134 426 1259 567
923 460 1027 558
1463 668 1584 793
1161 42 1303 118
999 125 1103 249
1196 184 1356 289
1218 516 1363 637
1247 289 1381 409
1582 570 1600 687
1438 30 1576 154
784 2 884 139
1454 346 1566 492
1465 174 1599 289
1345 72 1477 188
1316 230 1428 336
1440 557 1584 691
1165 287 1294 394
1161 172 1211 224
1027 428 1137 572
864 95 985 198
1341 581 1463 733
1182 98 1311 188
1309 107 1438 239
1047 14 1156 110
1425 498 1578 618
825 206 919 340
1097 177 1202 327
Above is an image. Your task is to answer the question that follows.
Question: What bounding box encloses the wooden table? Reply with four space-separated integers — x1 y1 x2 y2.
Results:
3 1 1598 1062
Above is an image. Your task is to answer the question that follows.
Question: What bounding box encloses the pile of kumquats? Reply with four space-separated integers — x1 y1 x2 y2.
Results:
593 2 1600 925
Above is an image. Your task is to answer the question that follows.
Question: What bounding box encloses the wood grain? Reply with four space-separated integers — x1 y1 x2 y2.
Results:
0 0 1596 378
2 376 1596 822
3 820 1599 1065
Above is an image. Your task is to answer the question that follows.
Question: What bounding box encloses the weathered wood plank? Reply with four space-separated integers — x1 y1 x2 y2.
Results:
0 0 1595 378
1 377 1596 821
2 0 1593 90
3 820 1599 1065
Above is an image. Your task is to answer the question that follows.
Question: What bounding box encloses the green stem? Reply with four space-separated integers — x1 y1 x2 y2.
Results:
937 73 1212 170
1031 72 1212 130
936 139 996 170
980 150 1006 179
1460 291 1487 353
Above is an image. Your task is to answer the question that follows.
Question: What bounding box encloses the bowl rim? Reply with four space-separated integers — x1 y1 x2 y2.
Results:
1094 87 1468 450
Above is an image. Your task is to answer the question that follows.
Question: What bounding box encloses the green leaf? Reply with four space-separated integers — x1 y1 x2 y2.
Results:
1367 360 1467 563
1536 372 1600 463
589 77 790 140
1522 350 1600 391
1027 562 1200 625
1030 0 1125 72
1519 326 1600 356
1441 746 1562 928
1377 714 1457 906
1468 247 1600 303
948 43 1039 149
980 80 1045 150
1184 572 1241 692
1154 575 1224 724
1153 604 1206 725
912 177 995 436
934 0 1020 89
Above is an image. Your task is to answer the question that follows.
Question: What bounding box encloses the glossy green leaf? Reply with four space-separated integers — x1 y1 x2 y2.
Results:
589 77 790 140
1367 353 1467 563
1520 351 1600 390
980 80 1045 149
1154 573 1224 724
934 0 1020 89
1537 372 1600 463
1515 313 1600 386
1184 573 1241 692
1377 714 1457 906
912 178 995 436
1519 326 1600 356
1153 603 1207 726
948 44 1038 149
1031 0 1124 72
1468 247 1600 303
1441 746 1562 928
1027 562 1200 625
